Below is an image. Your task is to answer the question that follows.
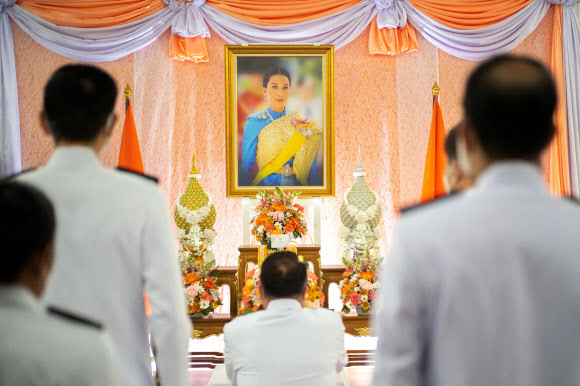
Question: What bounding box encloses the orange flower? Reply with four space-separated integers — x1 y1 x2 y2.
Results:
360 271 375 281
361 301 371 311
284 223 295 233
184 272 200 285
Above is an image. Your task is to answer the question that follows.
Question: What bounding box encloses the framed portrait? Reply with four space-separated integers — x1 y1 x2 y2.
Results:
225 45 335 197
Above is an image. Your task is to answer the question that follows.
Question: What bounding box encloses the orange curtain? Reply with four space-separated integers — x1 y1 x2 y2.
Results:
169 35 209 63
369 17 419 56
421 97 447 203
549 5 571 196
410 0 534 30
205 0 364 26
17 0 166 28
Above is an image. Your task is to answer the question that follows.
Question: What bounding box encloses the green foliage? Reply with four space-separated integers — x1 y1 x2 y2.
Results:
341 305 352 314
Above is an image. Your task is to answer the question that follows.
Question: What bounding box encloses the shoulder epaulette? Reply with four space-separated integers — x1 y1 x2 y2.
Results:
116 167 159 184
47 306 103 330
3 168 37 180
400 193 457 215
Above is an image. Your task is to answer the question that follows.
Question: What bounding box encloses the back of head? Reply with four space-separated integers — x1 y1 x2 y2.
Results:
463 55 556 160
44 65 118 142
0 180 55 283
260 252 307 298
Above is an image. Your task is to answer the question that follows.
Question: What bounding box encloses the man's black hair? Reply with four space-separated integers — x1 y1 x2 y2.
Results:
260 251 307 298
463 55 556 159
263 66 292 88
0 180 55 283
44 64 118 142
445 125 459 161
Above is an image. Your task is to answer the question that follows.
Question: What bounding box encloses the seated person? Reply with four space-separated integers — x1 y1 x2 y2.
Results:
444 123 474 194
0 180 120 385
224 251 347 385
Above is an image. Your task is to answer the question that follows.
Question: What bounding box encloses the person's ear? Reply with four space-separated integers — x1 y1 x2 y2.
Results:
40 111 52 137
460 121 479 152
103 113 117 137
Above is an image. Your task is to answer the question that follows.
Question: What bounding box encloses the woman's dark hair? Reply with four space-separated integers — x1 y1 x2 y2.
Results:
44 64 118 142
0 180 56 283
263 66 292 88
260 251 306 298
463 55 556 159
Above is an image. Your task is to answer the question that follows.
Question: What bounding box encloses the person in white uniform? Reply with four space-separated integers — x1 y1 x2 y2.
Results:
224 251 347 386
373 55 580 386
0 180 121 385
17 65 191 386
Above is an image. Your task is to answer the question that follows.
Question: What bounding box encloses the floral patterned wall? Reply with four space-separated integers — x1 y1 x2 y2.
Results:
12 8 553 267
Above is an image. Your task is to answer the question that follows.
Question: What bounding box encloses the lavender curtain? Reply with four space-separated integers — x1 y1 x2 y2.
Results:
562 5 580 196
0 0 20 177
199 1 377 49
402 0 550 61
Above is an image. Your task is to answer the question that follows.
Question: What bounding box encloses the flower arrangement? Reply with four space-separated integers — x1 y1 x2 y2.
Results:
250 187 308 248
181 257 222 316
339 251 381 315
240 259 325 314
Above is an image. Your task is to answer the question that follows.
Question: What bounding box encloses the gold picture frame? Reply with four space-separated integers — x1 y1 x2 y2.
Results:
225 45 335 197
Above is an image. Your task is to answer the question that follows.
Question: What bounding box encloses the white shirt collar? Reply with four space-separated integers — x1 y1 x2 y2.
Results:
471 160 549 196
0 285 42 313
265 298 302 312
46 146 102 170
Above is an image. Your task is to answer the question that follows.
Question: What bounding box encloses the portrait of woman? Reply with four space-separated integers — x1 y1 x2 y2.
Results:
239 66 322 187
226 46 334 197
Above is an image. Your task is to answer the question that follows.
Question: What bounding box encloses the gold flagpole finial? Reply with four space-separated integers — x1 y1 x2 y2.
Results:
124 84 132 99
190 148 199 175
432 82 440 96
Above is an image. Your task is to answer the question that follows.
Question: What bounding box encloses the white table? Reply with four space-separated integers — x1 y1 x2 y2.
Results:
207 365 351 386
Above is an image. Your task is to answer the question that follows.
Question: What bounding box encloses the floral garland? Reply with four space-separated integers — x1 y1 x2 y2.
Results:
175 192 213 226
175 193 221 317
342 190 381 226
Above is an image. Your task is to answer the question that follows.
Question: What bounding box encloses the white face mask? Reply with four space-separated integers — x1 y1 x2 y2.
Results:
456 135 472 176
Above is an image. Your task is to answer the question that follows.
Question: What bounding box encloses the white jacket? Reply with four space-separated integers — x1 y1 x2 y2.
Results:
18 147 191 386
0 285 121 385
224 298 348 386
373 161 580 386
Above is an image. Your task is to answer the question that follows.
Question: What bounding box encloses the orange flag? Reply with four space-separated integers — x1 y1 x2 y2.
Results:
420 97 447 203
117 99 151 316
118 100 144 174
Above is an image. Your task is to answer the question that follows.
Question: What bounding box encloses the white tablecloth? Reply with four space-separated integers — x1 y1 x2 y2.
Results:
207 365 351 386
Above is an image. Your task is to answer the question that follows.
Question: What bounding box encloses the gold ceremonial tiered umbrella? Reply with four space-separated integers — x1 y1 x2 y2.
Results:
174 150 216 257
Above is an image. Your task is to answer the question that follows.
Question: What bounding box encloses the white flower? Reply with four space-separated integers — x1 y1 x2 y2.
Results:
212 291 219 301
257 225 264 233
360 295 368 302
176 229 186 239
200 300 210 309
355 286 361 292
355 212 368 224
203 229 216 239
191 282 201 294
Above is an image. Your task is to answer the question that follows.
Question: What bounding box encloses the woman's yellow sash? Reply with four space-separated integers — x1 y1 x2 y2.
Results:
251 112 321 186
251 130 305 186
